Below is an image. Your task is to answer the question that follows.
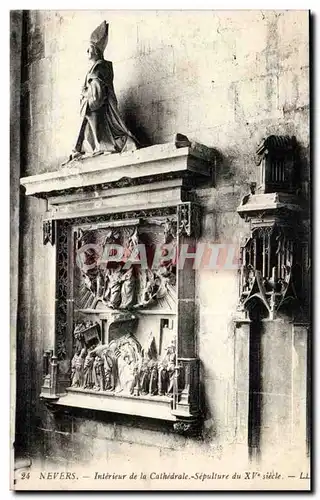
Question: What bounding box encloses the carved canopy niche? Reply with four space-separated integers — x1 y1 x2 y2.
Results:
233 135 310 453
20 139 217 432
236 135 308 321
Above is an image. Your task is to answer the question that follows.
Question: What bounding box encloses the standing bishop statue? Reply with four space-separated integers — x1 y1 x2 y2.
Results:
63 21 138 165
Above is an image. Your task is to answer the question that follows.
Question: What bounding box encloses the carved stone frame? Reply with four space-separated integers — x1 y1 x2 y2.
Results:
21 141 216 433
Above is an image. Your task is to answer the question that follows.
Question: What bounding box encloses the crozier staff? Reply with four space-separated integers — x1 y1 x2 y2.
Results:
63 21 138 165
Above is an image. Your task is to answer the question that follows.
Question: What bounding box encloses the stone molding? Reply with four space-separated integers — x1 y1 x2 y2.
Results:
20 142 215 198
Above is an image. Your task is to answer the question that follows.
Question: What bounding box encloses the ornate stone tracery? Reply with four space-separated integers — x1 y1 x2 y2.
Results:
236 135 307 321
238 224 300 319
43 219 56 245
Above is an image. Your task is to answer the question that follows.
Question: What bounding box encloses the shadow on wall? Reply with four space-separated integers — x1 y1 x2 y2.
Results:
199 361 218 442
123 104 154 148
295 143 310 201
215 153 244 187
247 300 265 462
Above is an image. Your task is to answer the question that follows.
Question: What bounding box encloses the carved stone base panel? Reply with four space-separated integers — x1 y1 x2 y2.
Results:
48 178 187 207
56 388 177 421
48 179 190 220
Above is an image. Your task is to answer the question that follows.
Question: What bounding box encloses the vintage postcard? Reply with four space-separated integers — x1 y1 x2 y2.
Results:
10 9 311 491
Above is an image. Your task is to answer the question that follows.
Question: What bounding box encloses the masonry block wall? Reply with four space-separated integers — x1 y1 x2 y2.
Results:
15 10 309 467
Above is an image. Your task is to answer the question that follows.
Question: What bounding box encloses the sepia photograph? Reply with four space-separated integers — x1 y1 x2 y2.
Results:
10 9 311 491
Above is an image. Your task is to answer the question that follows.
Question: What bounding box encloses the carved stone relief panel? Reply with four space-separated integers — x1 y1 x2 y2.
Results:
73 220 177 313
42 205 200 428
22 140 213 430
69 214 179 397
70 327 178 398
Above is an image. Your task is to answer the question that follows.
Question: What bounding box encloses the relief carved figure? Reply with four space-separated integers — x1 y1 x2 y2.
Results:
148 362 158 396
127 226 139 250
135 266 174 309
139 359 151 395
138 333 158 396
157 363 168 396
63 21 138 165
116 347 137 394
93 353 105 391
163 218 176 244
136 269 156 307
103 266 136 309
159 337 177 395
70 332 142 395
71 347 86 387
106 266 123 309
243 264 255 292
104 352 116 391
120 267 136 309
83 348 95 389
113 335 142 394
82 264 138 311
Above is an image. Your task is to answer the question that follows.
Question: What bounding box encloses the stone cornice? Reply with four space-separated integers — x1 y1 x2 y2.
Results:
20 142 216 198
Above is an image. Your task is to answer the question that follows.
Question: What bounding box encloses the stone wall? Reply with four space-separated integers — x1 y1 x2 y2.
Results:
10 10 22 462
15 10 309 468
